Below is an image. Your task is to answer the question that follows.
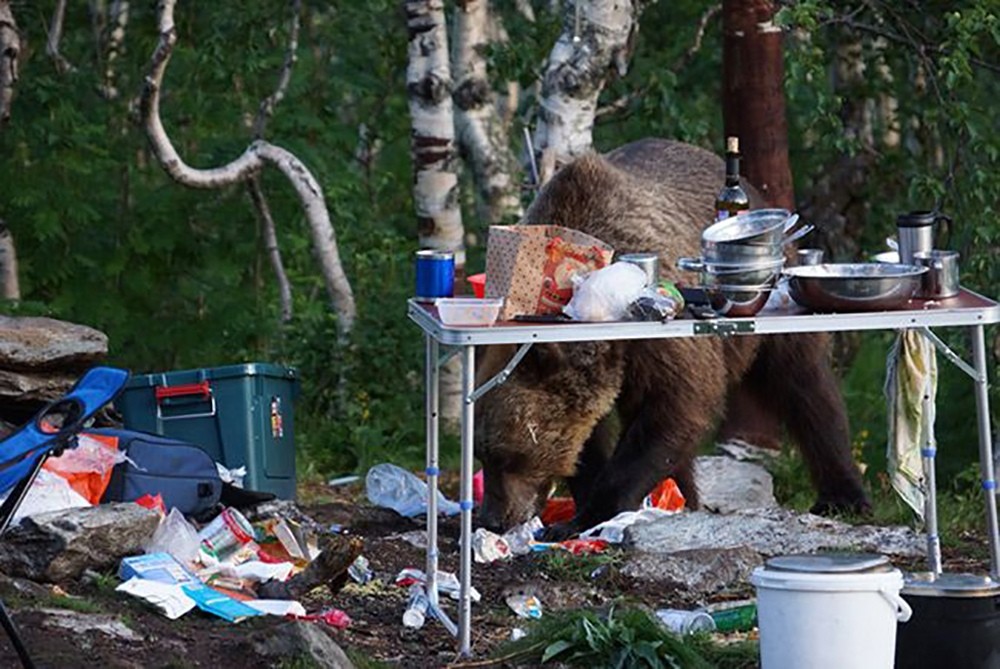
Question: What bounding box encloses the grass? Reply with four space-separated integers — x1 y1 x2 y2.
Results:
538 548 623 583
42 593 104 614
491 605 757 669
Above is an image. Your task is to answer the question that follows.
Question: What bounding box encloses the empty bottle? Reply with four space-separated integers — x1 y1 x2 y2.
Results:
402 584 430 629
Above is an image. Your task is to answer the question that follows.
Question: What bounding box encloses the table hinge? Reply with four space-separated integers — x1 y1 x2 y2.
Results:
693 320 756 336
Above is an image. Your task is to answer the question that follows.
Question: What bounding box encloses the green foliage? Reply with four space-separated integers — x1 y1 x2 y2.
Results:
539 547 622 582
1 0 997 486
498 605 756 669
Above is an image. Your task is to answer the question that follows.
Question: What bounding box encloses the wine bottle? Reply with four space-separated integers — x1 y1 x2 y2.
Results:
714 136 750 222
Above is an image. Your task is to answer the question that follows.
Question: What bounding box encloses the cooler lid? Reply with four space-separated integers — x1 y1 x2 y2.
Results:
765 552 892 574
902 572 1000 598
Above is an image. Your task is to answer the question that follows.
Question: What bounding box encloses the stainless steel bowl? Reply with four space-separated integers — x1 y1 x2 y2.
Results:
703 282 775 317
784 263 928 312
678 256 784 287
702 209 792 246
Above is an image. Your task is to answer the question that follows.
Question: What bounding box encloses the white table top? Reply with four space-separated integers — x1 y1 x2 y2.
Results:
408 289 1000 346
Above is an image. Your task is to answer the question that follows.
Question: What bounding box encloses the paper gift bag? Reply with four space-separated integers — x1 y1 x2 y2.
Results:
484 225 614 320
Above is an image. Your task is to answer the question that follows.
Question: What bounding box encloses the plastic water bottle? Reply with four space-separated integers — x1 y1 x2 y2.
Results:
402 584 430 629
655 608 716 635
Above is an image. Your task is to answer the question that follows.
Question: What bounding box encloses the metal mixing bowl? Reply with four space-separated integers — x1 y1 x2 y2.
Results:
703 282 775 317
678 256 785 287
784 263 928 312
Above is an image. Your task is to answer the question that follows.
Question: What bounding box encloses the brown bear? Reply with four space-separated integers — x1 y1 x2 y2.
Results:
474 138 870 537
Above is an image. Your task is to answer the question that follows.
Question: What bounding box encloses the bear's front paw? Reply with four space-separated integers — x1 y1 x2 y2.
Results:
810 496 872 518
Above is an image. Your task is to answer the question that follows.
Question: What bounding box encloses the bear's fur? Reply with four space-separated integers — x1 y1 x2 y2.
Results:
474 138 870 535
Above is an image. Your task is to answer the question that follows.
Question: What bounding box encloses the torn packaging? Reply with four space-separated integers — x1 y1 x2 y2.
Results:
484 225 614 320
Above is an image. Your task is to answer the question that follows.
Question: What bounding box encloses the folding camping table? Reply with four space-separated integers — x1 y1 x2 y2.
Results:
408 288 1000 656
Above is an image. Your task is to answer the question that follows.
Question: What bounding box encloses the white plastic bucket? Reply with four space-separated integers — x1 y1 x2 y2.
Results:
751 565 912 669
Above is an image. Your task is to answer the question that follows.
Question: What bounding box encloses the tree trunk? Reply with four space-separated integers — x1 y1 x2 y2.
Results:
0 0 19 129
405 0 465 426
405 0 465 267
721 0 793 210
142 0 355 333
0 2 20 300
99 0 129 99
531 0 643 183
453 0 522 225
718 0 793 450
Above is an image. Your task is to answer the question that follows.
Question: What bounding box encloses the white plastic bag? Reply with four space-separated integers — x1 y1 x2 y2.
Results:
1 469 91 521
145 507 202 565
365 463 460 518
563 262 648 322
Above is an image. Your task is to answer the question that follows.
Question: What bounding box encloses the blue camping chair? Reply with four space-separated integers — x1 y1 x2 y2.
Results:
0 366 129 668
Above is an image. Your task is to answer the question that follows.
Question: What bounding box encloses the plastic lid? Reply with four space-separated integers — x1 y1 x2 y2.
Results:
902 572 1000 598
764 552 892 574
897 211 937 227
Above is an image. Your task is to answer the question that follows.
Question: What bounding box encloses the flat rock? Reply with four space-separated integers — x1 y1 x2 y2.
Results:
0 504 160 582
249 620 355 669
694 455 776 513
0 369 80 403
625 507 925 559
0 316 107 371
621 546 763 595
41 608 142 642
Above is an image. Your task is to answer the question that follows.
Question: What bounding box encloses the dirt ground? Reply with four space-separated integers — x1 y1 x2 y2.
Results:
0 478 990 669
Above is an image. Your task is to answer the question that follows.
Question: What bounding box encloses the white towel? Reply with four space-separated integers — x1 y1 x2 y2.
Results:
885 330 938 520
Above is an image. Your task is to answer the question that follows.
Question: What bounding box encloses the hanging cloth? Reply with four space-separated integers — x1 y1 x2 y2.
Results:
885 329 938 520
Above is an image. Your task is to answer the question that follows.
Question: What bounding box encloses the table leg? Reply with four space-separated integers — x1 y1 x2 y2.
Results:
459 345 475 656
971 324 1000 578
921 389 942 575
424 336 441 612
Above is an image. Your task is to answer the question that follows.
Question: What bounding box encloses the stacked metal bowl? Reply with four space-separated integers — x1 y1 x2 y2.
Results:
679 209 800 316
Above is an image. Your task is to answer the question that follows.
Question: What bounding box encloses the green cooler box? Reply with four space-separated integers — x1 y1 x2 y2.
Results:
116 363 298 499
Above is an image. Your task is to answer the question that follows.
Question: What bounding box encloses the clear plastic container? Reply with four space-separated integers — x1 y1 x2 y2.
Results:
402 584 430 629
434 298 504 326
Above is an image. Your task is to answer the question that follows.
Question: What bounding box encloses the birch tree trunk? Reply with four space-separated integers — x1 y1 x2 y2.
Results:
99 0 129 99
143 0 355 333
453 0 522 225
531 0 644 183
0 1 21 301
0 0 18 129
405 0 464 426
406 0 465 265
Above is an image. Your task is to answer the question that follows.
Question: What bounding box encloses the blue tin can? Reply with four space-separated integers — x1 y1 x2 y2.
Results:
415 250 455 302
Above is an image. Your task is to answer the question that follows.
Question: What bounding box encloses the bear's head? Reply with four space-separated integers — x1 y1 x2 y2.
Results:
475 341 625 531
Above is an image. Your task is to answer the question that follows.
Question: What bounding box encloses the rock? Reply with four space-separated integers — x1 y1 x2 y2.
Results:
0 316 108 371
621 546 763 595
625 507 925 559
0 504 160 582
695 455 777 513
41 608 142 642
249 620 355 669
0 369 81 403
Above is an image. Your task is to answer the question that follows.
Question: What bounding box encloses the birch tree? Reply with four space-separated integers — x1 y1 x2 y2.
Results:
0 0 20 300
405 0 465 425
531 0 645 183
0 0 17 129
453 0 522 224
405 0 465 268
142 0 355 333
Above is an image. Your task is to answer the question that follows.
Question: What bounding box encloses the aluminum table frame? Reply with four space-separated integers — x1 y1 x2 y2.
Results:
408 289 1000 656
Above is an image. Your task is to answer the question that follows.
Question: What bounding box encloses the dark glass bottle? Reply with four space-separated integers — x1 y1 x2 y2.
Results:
714 136 750 222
